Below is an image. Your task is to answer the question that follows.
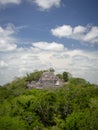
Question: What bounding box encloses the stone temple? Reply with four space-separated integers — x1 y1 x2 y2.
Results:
27 71 64 89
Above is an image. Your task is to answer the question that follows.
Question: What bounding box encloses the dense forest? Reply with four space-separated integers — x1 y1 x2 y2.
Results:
0 70 98 130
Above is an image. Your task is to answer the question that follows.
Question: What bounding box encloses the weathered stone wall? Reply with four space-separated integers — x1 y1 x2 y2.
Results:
27 71 64 89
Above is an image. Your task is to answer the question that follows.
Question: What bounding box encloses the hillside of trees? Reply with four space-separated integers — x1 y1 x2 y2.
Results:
0 70 98 130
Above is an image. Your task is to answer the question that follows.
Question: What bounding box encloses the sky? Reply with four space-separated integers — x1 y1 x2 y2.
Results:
0 0 98 85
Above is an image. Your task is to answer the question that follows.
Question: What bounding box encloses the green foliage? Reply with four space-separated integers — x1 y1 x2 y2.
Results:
49 67 55 72
33 92 56 126
63 72 69 82
69 77 88 87
0 87 11 103
56 74 63 80
0 70 98 129
0 116 26 130
26 70 43 82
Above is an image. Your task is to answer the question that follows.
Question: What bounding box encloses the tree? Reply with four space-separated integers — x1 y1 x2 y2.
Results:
26 71 43 82
63 72 68 82
56 74 63 80
49 68 55 72
69 77 88 87
34 92 56 126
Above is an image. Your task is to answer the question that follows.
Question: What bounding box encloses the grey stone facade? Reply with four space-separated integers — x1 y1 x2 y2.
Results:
27 71 64 89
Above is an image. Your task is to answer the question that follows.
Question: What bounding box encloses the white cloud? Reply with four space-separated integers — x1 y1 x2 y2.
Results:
51 25 98 44
0 0 61 10
32 41 65 51
84 26 98 43
51 25 72 38
0 60 8 68
0 0 21 5
0 42 17 52
73 25 87 34
0 24 17 52
32 0 61 10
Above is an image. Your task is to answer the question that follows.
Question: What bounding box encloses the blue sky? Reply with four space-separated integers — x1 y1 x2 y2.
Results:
0 0 98 85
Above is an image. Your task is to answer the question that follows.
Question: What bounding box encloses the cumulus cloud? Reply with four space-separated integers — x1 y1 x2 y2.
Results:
51 25 72 38
32 0 61 10
32 41 65 51
0 0 21 5
51 25 98 44
73 26 87 34
0 60 8 68
0 0 61 10
0 42 17 52
0 24 17 52
84 26 98 43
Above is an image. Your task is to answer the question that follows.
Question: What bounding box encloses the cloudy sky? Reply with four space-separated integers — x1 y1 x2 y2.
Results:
0 0 98 85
